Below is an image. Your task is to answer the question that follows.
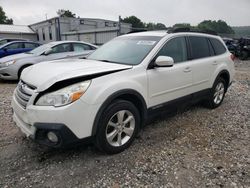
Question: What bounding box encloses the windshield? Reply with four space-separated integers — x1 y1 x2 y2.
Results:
88 36 161 65
27 43 54 55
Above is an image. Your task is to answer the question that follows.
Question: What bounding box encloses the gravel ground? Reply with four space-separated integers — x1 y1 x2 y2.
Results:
0 60 249 188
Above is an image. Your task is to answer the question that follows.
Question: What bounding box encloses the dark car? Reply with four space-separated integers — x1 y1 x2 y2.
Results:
0 38 27 46
238 38 250 60
222 38 239 56
0 41 40 58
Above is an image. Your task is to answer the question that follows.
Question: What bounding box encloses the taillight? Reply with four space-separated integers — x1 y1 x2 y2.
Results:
230 53 236 61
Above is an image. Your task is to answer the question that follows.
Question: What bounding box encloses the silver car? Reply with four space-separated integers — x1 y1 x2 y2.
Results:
0 41 97 80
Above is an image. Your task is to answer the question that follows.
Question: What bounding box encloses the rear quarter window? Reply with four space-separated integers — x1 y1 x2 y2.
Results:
209 38 227 55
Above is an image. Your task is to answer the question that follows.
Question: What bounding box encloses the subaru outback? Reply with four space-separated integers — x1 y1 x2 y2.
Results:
12 30 235 154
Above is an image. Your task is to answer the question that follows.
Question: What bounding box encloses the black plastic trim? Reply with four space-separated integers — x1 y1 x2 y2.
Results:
34 123 92 148
147 89 211 118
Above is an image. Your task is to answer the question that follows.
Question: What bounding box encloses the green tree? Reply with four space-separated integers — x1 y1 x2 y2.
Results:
57 9 76 18
146 22 166 30
155 23 167 29
198 20 234 34
0 6 13 24
121 16 145 29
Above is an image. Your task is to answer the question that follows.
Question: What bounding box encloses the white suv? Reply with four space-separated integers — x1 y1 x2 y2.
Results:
12 31 235 154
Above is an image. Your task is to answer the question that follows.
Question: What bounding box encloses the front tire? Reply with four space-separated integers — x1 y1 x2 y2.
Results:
205 78 226 109
95 100 140 154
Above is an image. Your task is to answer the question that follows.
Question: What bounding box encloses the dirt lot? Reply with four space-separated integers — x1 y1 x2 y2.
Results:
0 60 249 188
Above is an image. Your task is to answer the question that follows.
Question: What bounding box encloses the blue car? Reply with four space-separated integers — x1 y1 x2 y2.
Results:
0 41 40 58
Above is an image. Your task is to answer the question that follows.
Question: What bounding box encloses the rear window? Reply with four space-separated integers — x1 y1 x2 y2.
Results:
189 36 210 59
209 38 227 55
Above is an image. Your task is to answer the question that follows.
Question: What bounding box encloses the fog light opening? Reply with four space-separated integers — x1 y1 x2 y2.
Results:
47 131 59 143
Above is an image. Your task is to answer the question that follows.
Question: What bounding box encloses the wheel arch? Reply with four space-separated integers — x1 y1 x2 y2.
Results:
214 70 230 91
91 89 147 136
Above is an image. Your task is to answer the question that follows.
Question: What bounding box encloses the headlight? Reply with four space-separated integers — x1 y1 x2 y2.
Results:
3 60 16 67
36 80 91 107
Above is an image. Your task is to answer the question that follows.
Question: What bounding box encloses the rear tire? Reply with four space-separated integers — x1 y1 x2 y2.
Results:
205 78 226 109
95 100 140 154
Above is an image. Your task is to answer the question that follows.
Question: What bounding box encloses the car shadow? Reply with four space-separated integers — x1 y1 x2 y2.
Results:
0 79 18 84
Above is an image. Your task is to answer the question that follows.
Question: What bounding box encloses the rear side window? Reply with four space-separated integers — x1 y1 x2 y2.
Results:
209 38 227 55
24 43 38 49
156 37 187 63
189 36 210 59
5 42 23 49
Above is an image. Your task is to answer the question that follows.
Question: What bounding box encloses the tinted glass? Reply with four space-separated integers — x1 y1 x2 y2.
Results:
5 43 23 49
156 37 187 63
24 43 38 49
73 43 94 51
88 36 161 65
209 38 226 55
189 36 210 59
51 43 72 54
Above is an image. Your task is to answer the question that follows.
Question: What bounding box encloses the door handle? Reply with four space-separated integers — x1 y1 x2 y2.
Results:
183 67 191 73
212 61 218 65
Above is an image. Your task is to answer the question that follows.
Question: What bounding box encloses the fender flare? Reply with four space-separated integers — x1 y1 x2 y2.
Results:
91 89 147 136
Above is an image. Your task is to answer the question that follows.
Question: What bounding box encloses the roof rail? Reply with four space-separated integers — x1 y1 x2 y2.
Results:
167 27 218 36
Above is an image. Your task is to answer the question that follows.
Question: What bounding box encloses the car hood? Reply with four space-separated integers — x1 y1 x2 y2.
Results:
21 59 132 92
0 53 36 63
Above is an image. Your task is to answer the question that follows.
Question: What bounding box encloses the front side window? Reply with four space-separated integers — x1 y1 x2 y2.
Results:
156 37 188 63
88 36 161 65
189 36 210 59
51 43 72 54
5 43 23 50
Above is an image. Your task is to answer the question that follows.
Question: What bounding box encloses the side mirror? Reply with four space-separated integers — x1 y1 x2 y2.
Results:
44 49 52 55
3 48 7 52
155 56 174 67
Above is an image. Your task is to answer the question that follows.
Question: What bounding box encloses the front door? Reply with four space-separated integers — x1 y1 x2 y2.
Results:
147 36 193 108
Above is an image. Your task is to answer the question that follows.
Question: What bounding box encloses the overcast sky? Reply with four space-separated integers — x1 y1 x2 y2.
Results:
1 0 250 26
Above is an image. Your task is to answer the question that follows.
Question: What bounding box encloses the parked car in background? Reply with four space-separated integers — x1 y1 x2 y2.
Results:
238 37 250 60
0 41 97 80
222 38 239 56
0 41 40 58
0 38 28 46
12 31 235 154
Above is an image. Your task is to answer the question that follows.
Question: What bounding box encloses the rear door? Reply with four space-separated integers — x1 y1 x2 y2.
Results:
188 36 214 92
147 36 193 107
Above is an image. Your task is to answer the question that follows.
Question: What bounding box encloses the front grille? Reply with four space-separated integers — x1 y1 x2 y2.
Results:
15 80 36 109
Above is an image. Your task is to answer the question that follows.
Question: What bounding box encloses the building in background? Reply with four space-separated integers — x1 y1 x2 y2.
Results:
29 17 132 45
0 24 37 41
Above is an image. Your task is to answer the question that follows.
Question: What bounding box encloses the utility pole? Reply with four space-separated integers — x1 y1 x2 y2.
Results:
118 15 121 36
